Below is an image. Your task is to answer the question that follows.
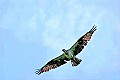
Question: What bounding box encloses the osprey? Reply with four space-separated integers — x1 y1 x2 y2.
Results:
35 25 97 75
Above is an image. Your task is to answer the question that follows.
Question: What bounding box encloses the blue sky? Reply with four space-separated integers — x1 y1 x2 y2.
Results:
0 0 120 80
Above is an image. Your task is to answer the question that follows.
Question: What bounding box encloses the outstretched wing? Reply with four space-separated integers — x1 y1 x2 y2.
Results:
35 53 69 75
70 25 97 56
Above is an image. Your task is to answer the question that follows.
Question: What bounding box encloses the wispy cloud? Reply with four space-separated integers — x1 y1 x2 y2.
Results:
14 14 38 42
0 0 40 43
41 1 106 51
1 0 120 80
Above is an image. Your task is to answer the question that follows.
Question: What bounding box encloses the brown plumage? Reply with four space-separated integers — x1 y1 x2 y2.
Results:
35 25 97 75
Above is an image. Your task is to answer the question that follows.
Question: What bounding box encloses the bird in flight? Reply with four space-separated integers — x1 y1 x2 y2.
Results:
35 25 97 75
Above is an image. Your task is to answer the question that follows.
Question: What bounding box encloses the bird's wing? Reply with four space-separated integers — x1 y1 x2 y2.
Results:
70 25 97 56
35 53 69 75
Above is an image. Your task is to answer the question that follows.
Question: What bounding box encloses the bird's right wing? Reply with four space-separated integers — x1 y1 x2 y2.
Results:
35 53 69 75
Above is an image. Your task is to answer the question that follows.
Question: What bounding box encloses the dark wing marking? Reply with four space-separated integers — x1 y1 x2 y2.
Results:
35 53 69 75
70 25 97 56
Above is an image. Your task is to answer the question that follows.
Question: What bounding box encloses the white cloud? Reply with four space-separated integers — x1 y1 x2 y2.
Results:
38 9 46 23
41 1 106 51
26 15 37 32
118 23 120 31
42 15 71 50
93 10 106 25
14 14 38 42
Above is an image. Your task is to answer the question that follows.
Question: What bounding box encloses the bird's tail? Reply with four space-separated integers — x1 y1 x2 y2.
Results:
71 58 82 66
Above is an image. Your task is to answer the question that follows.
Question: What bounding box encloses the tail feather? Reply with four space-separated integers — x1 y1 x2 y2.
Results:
71 58 82 67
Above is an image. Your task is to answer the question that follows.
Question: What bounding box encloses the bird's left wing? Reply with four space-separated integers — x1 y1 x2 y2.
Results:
70 25 97 56
35 53 69 75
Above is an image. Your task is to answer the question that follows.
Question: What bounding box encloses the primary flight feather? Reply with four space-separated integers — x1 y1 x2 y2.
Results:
35 25 97 75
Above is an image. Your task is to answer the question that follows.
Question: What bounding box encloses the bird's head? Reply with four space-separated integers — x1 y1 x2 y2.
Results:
62 49 65 52
62 49 68 53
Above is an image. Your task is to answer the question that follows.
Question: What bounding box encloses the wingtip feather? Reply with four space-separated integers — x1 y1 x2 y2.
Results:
89 25 97 33
35 69 42 75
